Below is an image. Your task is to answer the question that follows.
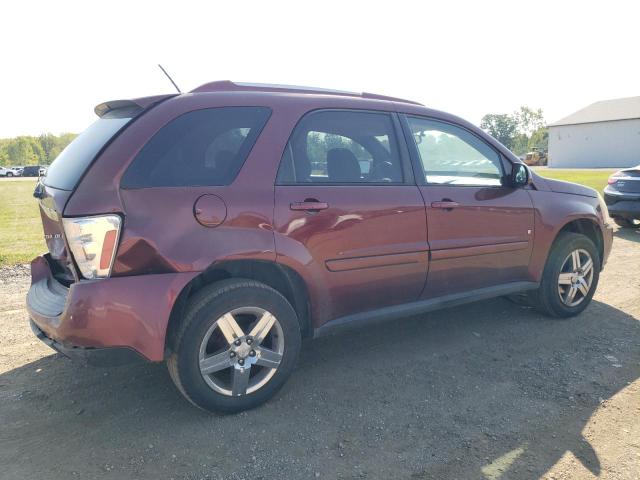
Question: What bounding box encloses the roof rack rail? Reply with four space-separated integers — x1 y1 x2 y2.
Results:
190 80 422 106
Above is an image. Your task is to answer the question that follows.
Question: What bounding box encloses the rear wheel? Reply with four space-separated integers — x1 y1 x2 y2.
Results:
614 217 639 228
6 172 12 177
167 279 301 413
531 232 600 318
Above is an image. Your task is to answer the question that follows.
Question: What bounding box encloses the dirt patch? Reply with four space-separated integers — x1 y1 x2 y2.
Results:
0 263 30 284
1 228 639 479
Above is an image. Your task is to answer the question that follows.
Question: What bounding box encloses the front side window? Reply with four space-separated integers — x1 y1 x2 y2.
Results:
407 117 503 186
122 107 271 188
277 110 403 184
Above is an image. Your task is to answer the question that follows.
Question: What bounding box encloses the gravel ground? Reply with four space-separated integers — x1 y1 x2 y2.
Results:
0 228 639 479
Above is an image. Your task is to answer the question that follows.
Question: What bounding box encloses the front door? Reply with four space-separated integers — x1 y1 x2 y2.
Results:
274 110 429 325
403 116 535 298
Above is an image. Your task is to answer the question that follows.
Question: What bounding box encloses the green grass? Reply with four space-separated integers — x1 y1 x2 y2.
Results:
0 168 617 267
0 179 46 266
533 168 614 193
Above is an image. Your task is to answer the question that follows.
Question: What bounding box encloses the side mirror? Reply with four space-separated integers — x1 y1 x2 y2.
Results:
510 163 529 187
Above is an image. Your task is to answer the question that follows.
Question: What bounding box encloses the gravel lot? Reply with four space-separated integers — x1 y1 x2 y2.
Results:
0 228 639 479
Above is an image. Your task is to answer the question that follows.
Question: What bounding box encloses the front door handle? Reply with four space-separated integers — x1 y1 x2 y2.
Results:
290 200 329 212
431 200 460 210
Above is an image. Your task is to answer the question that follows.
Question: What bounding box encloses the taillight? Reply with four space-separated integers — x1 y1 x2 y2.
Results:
608 170 630 184
62 215 122 279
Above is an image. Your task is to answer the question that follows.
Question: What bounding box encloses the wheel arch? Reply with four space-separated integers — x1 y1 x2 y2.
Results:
165 260 312 357
554 217 604 267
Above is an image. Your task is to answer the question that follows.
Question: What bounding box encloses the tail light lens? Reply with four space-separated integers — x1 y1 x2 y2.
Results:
608 170 630 184
62 215 122 279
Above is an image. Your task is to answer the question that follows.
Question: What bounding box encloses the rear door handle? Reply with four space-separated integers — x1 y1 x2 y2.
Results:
431 200 460 210
290 201 329 212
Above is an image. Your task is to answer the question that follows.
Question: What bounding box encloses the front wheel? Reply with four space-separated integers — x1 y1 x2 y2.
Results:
167 279 301 413
531 232 600 318
6 172 12 177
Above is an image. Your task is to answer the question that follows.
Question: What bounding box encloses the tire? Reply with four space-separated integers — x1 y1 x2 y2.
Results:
6 172 12 177
167 279 301 413
614 217 639 228
531 232 600 318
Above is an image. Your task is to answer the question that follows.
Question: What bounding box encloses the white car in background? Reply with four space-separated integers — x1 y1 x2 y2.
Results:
0 166 21 177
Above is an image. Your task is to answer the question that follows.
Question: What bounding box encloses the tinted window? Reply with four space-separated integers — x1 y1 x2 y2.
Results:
122 107 271 188
44 113 132 190
277 110 403 184
407 117 503 186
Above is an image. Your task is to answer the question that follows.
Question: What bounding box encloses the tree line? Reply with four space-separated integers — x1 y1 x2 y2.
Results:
480 106 548 155
0 133 77 167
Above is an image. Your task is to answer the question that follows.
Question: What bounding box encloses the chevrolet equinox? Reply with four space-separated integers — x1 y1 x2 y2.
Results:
27 81 613 412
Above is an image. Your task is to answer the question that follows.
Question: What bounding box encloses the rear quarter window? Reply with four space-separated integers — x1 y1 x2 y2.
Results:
121 107 271 188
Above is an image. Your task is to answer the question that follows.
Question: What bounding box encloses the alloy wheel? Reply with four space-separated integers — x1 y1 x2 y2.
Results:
557 248 594 307
198 306 284 396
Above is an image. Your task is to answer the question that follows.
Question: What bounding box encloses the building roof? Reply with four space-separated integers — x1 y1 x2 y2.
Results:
549 96 640 127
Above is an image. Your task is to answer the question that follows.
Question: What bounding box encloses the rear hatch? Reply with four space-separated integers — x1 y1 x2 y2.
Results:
34 95 174 282
611 167 640 194
35 185 74 282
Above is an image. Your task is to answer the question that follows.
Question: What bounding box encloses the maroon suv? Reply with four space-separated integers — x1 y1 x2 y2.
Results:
27 81 613 412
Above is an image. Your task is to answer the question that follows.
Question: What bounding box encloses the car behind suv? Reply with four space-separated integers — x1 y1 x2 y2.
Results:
27 81 613 412
604 165 640 228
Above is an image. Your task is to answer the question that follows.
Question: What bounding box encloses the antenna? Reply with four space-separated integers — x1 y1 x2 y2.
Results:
158 64 181 93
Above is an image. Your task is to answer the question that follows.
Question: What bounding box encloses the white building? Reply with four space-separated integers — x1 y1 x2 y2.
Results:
548 96 640 168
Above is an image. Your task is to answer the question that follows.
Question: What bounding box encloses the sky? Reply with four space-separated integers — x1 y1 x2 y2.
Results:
1 0 639 138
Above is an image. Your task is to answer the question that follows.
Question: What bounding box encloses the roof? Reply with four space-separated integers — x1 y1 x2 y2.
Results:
549 96 640 127
190 80 423 106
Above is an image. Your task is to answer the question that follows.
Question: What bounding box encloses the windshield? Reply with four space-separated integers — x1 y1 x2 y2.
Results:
44 116 132 190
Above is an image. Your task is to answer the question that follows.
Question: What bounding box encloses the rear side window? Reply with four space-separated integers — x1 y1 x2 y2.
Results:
277 110 403 184
44 110 134 191
122 107 271 188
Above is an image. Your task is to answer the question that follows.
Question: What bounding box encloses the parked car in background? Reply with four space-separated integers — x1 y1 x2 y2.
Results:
10 166 24 176
0 166 21 177
21 165 43 177
27 81 613 413
39 166 46 176
604 165 640 228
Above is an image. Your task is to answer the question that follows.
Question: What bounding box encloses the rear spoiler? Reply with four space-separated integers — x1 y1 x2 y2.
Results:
94 94 177 118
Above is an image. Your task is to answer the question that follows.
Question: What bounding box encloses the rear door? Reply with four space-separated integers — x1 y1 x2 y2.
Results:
274 110 429 324
402 115 535 298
